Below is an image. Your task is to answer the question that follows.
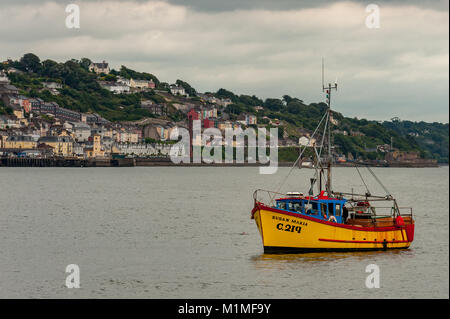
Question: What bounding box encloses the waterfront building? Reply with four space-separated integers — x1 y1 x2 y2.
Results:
112 142 174 157
72 142 84 157
4 135 38 149
38 136 74 157
72 122 91 142
0 131 7 148
36 143 54 157
84 134 106 158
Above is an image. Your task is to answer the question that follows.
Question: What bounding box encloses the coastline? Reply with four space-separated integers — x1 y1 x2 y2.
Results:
0 156 442 168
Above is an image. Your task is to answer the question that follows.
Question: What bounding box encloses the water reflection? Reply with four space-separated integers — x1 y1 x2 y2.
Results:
250 249 416 270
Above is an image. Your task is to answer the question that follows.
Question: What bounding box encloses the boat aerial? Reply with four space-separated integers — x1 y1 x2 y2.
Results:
251 64 415 253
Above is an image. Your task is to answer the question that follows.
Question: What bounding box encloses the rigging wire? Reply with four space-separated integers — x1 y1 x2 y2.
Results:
354 164 371 195
366 165 392 197
317 110 330 161
269 111 329 202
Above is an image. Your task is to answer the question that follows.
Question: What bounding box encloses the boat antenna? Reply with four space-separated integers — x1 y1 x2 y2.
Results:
322 59 337 195
322 58 325 89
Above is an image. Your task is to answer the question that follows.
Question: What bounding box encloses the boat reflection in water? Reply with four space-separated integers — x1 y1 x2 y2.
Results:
252 249 414 265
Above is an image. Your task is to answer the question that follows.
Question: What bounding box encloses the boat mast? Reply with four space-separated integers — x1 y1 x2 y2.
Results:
322 59 337 195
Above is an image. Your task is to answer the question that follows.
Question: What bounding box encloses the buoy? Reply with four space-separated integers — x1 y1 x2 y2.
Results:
395 215 405 226
328 216 337 222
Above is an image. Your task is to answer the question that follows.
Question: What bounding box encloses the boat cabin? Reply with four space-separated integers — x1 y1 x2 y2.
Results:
275 193 347 224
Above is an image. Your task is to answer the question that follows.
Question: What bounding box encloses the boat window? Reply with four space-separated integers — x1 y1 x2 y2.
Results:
335 203 341 216
278 201 286 210
304 203 317 215
292 202 301 212
320 203 328 217
287 202 294 211
328 203 334 215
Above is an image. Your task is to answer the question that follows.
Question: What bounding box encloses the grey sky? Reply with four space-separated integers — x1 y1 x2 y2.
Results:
0 0 448 122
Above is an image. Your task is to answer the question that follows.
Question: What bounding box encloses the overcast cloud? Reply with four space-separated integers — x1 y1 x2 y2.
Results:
0 0 448 122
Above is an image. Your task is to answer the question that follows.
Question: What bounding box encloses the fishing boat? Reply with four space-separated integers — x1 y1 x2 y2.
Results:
251 68 415 254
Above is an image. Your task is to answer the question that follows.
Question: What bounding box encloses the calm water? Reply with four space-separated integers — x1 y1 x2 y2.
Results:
0 166 448 298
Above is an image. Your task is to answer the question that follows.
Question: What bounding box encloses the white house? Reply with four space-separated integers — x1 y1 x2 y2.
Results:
117 76 131 86
99 81 130 94
170 84 186 96
299 136 316 147
72 122 92 142
42 82 63 89
0 70 10 84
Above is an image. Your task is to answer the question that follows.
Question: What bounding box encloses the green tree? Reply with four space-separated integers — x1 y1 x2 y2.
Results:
264 98 284 112
286 100 304 115
79 58 92 70
20 53 41 73
216 88 237 102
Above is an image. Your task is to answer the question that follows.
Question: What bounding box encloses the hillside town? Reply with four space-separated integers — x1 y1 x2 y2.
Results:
0 62 268 160
0 58 442 167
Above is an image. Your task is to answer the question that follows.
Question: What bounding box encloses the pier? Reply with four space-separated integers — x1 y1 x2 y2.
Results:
1 157 87 167
0 156 439 168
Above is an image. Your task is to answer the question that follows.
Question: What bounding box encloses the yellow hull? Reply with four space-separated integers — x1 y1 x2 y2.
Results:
253 206 413 253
